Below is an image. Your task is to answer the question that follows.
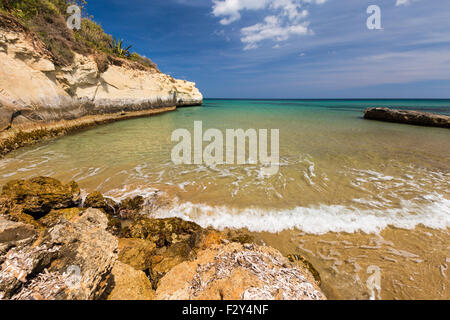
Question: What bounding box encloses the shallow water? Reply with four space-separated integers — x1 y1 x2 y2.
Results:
1 99 449 299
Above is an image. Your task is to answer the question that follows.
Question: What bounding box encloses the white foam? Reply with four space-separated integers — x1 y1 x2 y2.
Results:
103 185 159 203
154 194 450 235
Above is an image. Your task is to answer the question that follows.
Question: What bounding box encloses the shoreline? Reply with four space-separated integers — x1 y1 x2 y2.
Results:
0 11 203 158
0 106 177 157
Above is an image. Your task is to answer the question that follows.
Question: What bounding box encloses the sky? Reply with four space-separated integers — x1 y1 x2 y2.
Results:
85 0 450 99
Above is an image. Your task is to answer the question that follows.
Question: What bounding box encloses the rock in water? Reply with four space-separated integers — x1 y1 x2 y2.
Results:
122 217 203 248
364 107 450 128
0 208 118 300
1 177 81 219
156 243 326 300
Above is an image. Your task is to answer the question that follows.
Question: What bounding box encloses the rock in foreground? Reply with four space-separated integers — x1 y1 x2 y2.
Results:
156 243 325 300
364 107 450 128
0 208 117 300
1 176 325 300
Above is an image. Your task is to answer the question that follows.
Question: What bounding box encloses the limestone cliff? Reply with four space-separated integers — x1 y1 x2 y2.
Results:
0 14 202 134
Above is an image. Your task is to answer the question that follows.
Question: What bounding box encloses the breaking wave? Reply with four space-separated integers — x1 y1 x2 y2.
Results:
153 194 450 235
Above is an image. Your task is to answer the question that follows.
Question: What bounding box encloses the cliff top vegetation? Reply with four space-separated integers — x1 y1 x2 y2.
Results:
0 0 158 71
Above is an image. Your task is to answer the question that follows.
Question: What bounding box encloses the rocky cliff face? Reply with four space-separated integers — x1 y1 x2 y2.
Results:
0 20 202 133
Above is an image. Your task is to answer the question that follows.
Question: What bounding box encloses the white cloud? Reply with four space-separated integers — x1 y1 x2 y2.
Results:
396 0 420 6
241 15 310 50
212 0 269 25
212 0 326 50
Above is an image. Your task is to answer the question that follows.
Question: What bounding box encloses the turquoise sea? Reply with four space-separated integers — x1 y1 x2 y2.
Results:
0 99 449 299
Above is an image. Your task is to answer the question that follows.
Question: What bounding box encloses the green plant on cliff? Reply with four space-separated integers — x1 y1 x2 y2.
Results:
0 0 87 65
109 37 133 58
0 0 157 69
74 17 112 53
0 1 87 25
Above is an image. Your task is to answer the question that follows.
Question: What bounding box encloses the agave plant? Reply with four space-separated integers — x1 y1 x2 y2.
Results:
109 37 133 58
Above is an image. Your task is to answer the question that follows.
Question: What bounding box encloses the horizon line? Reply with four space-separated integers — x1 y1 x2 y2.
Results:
203 98 450 101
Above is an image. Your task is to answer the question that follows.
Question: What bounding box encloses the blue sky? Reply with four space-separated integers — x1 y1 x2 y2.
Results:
85 0 450 99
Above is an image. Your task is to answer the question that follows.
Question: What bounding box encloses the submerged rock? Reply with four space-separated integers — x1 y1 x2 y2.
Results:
156 243 325 300
118 196 144 220
1 177 81 219
364 107 450 128
287 254 321 286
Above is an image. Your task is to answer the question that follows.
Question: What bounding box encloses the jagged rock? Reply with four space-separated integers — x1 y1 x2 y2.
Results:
107 261 155 300
83 192 121 234
1 178 326 301
121 218 224 289
117 238 156 271
1 177 81 219
225 230 255 244
118 196 144 219
83 191 118 216
38 208 82 228
0 218 37 268
156 243 325 300
364 107 450 128
287 254 321 286
0 208 118 300
148 242 193 290
0 217 36 243
122 217 202 247
0 107 15 131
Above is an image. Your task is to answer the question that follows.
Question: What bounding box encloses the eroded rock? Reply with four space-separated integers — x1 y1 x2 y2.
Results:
0 208 118 300
107 261 155 300
122 217 202 248
121 217 224 289
117 238 156 272
84 191 118 215
38 208 82 228
118 196 144 220
83 192 121 235
364 107 450 128
156 243 326 300
1 177 81 219
0 217 36 243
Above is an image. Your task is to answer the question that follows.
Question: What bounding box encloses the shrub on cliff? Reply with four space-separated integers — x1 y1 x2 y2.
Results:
74 17 112 53
0 0 158 70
